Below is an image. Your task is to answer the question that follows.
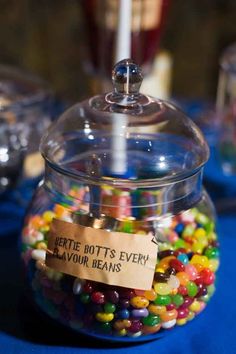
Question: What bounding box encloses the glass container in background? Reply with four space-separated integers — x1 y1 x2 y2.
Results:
81 0 170 92
21 60 219 342
0 65 53 194
216 43 236 175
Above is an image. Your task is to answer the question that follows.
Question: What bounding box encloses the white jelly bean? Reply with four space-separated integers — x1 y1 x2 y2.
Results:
167 275 180 289
73 278 83 295
31 249 46 262
162 319 176 329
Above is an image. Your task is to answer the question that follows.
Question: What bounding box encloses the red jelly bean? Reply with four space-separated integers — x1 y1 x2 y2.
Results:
174 248 187 256
83 281 94 294
179 297 194 309
166 304 176 311
196 283 208 297
200 269 215 285
129 320 143 333
177 308 189 319
91 291 105 304
178 285 188 296
119 288 135 299
169 259 185 272
194 275 204 285
106 290 119 304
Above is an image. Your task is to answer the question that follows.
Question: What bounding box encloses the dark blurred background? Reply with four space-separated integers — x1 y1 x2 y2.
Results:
0 0 236 102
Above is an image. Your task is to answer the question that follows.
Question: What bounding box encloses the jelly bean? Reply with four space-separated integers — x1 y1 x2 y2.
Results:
154 283 172 295
113 319 131 330
30 215 45 229
148 304 166 315
172 294 184 307
195 213 209 225
199 301 206 312
194 227 206 238
158 256 176 270
169 231 179 243
154 272 169 282
167 275 180 289
186 282 198 297
162 319 176 329
192 242 205 254
176 318 187 326
158 250 175 259
166 304 176 311
177 308 189 319
104 302 116 313
189 300 201 312
96 312 114 322
182 224 195 238
83 281 95 294
200 294 210 303
207 284 216 296
176 272 189 286
42 211 55 223
160 309 178 322
79 293 90 304
208 259 219 272
119 289 135 299
144 289 157 301
178 285 188 296
35 241 47 250
174 248 187 257
177 254 189 265
73 278 83 295
174 223 184 235
179 297 194 309
187 311 195 321
119 298 130 308
174 239 186 250
166 267 177 276
142 324 161 334
196 283 208 297
194 264 204 273
115 329 127 336
134 289 145 296
132 308 149 318
127 331 142 337
200 269 215 285
169 259 185 272
190 255 209 268
117 309 130 319
130 296 149 308
91 291 105 304
142 314 160 326
185 264 197 280
31 249 46 262
154 295 171 306
129 320 143 333
106 290 119 304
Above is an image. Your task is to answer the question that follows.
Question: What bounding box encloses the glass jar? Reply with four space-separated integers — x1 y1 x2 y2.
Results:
21 60 219 342
0 64 52 193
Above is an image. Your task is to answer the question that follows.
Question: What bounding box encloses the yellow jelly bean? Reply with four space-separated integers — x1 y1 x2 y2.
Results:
96 312 114 322
116 329 127 336
190 255 209 268
43 211 55 223
154 283 172 295
194 228 206 238
36 241 47 250
209 259 219 272
142 324 161 334
160 309 178 322
144 289 157 301
130 296 149 308
155 267 165 273
148 304 166 315
113 320 131 330
170 288 178 295
176 272 190 286
187 310 195 321
189 300 201 313
192 242 205 254
177 318 187 326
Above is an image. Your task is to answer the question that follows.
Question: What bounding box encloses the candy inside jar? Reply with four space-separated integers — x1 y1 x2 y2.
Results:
21 60 219 342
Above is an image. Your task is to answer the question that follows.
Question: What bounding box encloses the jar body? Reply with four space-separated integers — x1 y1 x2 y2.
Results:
21 180 219 342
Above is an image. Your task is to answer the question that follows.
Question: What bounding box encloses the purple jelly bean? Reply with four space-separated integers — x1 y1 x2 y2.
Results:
106 290 119 304
178 297 194 309
129 319 143 333
119 298 130 308
131 308 149 318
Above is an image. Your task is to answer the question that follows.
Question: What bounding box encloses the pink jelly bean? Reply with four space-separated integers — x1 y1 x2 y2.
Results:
185 264 198 280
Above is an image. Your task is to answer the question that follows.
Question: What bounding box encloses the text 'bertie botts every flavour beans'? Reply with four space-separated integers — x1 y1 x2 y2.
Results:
21 186 219 341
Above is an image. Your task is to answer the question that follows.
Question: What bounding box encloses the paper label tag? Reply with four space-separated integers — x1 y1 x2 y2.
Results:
46 219 158 290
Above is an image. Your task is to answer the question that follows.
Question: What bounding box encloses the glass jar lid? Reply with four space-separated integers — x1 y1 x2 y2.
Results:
41 59 209 188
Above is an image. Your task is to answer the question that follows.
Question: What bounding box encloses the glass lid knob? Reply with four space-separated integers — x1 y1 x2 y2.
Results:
112 58 143 95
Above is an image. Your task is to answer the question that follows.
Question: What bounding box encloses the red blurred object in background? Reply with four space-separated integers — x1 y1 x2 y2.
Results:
81 0 170 77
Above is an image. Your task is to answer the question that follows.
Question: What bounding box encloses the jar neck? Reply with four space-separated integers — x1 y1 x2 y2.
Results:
44 162 204 219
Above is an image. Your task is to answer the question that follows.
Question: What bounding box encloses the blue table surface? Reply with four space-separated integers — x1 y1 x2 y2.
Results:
1 115 236 353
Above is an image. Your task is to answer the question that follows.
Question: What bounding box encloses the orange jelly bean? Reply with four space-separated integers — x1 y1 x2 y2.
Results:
160 309 178 322
176 272 190 286
144 289 157 301
158 256 176 270
142 324 161 334
148 304 166 315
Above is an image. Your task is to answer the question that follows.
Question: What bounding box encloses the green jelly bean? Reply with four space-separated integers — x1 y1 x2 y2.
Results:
207 284 216 296
172 294 184 307
204 247 219 259
200 294 210 303
187 282 198 297
204 221 215 234
182 225 195 237
121 221 134 233
142 314 160 326
195 213 209 225
154 295 171 306
174 239 186 250
104 302 116 313
80 293 90 304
